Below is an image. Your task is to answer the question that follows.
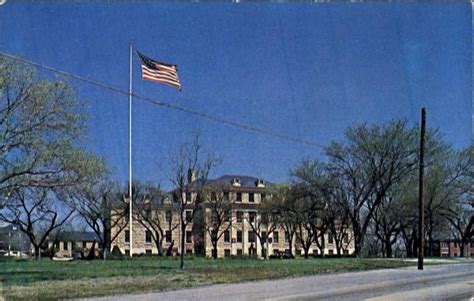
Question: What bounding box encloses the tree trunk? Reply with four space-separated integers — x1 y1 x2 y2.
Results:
212 243 218 259
34 245 41 260
385 239 393 258
460 240 466 257
154 241 163 256
354 236 362 258
303 246 310 259
288 238 293 257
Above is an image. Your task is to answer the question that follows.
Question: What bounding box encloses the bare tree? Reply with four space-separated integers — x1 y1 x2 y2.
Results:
132 181 179 256
73 180 128 259
167 133 220 269
203 184 234 259
271 185 297 257
245 197 279 259
0 187 74 259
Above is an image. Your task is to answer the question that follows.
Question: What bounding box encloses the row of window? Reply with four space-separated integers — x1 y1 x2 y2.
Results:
184 192 267 203
125 229 184 244
219 248 350 257
125 230 349 245
53 241 88 250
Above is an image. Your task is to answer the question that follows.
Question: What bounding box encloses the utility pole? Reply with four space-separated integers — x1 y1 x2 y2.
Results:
418 107 426 270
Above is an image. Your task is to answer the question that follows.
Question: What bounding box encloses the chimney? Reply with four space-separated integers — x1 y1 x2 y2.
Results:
187 169 196 184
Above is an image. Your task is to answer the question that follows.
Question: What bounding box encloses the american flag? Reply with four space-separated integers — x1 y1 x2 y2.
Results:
136 51 182 91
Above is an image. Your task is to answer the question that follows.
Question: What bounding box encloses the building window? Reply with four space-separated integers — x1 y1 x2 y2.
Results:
237 249 242 256
328 233 334 244
186 192 192 203
237 211 243 223
285 231 289 243
249 211 256 223
329 249 334 255
249 193 254 203
82 241 87 249
343 233 349 244
224 249 231 257
145 230 152 243
166 210 172 223
224 230 230 243
236 192 242 202
125 230 130 243
146 249 152 255
273 231 279 243
248 231 256 243
343 250 349 255
261 213 268 224
237 231 242 243
224 210 231 222
63 242 68 251
165 230 172 243
211 210 218 224
185 210 193 223
261 193 266 201
186 231 192 244
55 241 60 249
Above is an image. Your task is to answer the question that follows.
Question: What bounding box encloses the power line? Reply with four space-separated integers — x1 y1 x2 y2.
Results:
0 51 326 149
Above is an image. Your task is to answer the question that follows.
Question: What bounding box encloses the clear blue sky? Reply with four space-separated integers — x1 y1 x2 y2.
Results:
0 3 471 188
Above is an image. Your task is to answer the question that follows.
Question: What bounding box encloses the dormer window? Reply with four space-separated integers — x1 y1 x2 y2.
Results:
256 179 265 188
231 178 241 187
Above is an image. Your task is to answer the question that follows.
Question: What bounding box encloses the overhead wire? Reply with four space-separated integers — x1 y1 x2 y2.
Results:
0 51 326 150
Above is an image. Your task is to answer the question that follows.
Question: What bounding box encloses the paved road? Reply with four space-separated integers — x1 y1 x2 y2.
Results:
86 263 474 301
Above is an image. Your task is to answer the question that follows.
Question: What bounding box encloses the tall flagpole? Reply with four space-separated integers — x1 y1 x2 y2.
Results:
128 42 133 258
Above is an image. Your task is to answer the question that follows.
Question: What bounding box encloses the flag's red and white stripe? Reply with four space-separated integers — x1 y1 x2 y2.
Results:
137 51 182 91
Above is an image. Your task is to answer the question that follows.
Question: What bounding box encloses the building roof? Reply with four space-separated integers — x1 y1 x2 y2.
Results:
180 174 275 192
208 175 274 188
0 223 20 234
47 231 100 242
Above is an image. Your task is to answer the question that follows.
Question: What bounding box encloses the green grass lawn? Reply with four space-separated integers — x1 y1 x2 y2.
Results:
0 256 426 300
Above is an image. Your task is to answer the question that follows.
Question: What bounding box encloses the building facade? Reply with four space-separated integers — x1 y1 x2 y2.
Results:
110 174 355 258
46 231 100 258
433 240 474 257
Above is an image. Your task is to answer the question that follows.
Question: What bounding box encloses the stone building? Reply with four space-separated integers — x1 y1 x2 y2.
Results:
110 174 355 258
46 231 100 258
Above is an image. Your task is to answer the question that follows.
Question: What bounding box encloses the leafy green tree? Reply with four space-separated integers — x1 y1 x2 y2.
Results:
440 146 473 257
324 120 419 257
0 58 106 259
